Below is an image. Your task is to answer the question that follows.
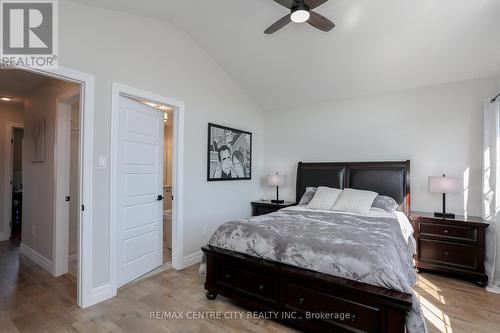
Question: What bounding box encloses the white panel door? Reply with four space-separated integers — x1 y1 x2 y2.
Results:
117 96 164 287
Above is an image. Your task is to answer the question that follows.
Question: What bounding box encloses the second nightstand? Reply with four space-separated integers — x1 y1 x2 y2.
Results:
410 211 489 286
251 200 295 216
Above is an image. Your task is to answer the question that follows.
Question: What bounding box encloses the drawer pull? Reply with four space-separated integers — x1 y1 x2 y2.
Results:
258 285 264 292
297 297 305 305
444 251 449 256
224 273 230 279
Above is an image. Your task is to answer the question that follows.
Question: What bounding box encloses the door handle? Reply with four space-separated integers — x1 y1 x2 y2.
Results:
65 196 70 202
157 195 164 201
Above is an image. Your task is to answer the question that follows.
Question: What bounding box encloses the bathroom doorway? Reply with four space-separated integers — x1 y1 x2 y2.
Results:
111 83 185 290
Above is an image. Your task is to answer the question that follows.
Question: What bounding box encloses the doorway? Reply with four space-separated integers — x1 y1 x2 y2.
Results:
2 122 24 242
0 71 82 307
110 83 185 293
0 64 95 307
11 128 23 241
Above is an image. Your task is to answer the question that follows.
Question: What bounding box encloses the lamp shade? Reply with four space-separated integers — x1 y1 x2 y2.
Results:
267 174 287 187
429 176 461 194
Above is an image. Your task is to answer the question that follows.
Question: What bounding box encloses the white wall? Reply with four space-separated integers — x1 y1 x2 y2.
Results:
22 79 79 260
61 1 265 289
0 102 24 240
263 77 498 217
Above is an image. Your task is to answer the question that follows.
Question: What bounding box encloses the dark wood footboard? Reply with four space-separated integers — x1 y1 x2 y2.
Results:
202 245 412 333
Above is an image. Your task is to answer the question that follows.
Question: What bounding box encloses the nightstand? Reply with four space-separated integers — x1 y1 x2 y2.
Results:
410 211 489 286
251 200 295 216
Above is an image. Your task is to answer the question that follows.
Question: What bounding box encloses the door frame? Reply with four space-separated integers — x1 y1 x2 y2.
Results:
2 121 24 242
53 87 80 278
110 82 185 295
0 64 96 308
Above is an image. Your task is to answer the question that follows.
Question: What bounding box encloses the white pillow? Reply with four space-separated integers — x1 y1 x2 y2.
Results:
331 188 378 215
306 186 342 210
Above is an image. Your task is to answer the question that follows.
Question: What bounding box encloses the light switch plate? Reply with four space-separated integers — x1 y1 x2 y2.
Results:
98 156 107 169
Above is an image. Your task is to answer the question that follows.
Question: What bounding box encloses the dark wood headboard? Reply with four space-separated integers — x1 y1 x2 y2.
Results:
296 161 411 215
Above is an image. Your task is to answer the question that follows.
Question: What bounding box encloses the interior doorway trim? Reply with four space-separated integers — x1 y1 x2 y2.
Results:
1 64 96 308
110 82 185 295
2 121 24 242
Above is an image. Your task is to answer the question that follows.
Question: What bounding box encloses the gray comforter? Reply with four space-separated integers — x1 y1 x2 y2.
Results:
203 208 427 333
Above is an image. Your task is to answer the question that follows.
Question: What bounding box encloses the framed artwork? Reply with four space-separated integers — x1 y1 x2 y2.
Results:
32 118 45 162
207 123 252 181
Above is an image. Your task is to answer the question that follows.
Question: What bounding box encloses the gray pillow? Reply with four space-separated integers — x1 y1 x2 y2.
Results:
371 195 399 212
298 187 317 206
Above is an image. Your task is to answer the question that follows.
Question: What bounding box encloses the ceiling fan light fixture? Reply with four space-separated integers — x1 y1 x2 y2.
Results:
290 4 310 23
291 9 310 23
265 0 334 34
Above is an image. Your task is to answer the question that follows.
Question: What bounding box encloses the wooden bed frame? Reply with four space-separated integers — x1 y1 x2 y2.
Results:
203 161 412 333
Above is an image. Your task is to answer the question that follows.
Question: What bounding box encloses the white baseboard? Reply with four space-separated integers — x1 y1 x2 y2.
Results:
90 284 114 306
20 243 53 275
486 286 500 294
182 251 203 269
0 232 9 242
486 280 500 294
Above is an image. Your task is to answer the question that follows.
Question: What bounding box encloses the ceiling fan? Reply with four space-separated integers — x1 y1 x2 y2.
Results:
265 0 335 34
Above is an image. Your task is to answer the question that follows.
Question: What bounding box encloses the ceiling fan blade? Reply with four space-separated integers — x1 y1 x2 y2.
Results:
265 14 292 34
307 11 335 32
272 0 297 9
304 0 328 10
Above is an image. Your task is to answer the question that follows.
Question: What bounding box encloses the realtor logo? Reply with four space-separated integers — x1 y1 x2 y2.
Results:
1 0 58 68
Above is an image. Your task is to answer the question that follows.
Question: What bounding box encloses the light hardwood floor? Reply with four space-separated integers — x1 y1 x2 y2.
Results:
1 238 500 333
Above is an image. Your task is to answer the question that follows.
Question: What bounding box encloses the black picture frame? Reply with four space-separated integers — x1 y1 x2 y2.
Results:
207 123 252 181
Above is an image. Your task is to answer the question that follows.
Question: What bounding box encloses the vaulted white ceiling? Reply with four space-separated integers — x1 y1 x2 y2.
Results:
72 0 500 110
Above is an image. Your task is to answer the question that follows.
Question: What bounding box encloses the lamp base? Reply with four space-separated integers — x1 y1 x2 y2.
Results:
434 212 455 219
271 199 284 204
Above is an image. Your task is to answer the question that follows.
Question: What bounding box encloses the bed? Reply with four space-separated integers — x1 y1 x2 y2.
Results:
202 161 425 333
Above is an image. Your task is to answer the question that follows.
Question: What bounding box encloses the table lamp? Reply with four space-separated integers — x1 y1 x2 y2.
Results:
267 173 287 204
429 174 461 219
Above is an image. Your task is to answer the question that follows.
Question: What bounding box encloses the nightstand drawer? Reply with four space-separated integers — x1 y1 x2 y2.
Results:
420 239 477 269
251 201 294 216
419 222 477 242
254 206 280 216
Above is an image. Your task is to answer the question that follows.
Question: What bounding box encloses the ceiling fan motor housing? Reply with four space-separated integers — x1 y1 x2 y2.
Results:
292 2 310 13
291 2 310 23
